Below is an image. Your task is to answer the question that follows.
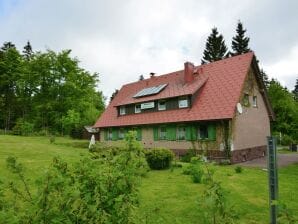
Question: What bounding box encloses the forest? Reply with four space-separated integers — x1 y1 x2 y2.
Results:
0 41 105 137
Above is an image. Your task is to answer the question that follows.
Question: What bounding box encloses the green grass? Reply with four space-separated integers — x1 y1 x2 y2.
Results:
0 135 297 223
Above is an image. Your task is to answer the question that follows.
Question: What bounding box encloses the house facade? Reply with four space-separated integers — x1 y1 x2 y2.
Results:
94 52 274 163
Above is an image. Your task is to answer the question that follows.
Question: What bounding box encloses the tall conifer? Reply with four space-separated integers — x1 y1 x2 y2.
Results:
231 21 250 55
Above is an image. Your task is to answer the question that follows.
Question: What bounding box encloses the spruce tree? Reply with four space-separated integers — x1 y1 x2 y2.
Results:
293 79 298 101
23 41 33 60
231 21 250 56
201 28 228 64
260 69 269 89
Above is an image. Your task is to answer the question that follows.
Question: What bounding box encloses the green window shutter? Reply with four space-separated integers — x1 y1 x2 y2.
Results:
153 127 158 141
112 128 118 141
186 125 197 141
208 124 216 141
137 128 142 141
166 125 176 141
191 125 197 141
104 129 108 141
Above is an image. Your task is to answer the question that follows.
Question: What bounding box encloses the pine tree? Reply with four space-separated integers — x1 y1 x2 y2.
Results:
293 79 298 101
201 28 228 64
231 21 250 56
260 69 269 89
22 41 33 60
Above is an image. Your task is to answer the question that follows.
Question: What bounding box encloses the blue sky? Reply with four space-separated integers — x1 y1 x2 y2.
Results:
0 0 297 98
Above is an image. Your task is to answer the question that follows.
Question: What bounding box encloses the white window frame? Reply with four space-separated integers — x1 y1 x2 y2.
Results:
118 129 125 140
253 96 257 107
135 104 141 113
120 106 126 115
178 97 188 108
159 127 167 140
108 129 113 140
158 100 166 111
177 126 186 140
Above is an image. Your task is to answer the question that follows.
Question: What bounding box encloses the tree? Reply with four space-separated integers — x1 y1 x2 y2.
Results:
268 79 298 142
260 69 269 89
231 21 250 56
201 28 228 64
22 41 33 61
293 79 298 101
110 89 119 102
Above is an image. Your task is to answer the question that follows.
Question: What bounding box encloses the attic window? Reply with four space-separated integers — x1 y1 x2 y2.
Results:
158 100 166 111
133 84 167 98
178 97 189 108
120 106 126 115
135 104 141 113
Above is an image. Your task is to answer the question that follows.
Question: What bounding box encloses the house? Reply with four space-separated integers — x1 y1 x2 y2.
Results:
94 52 275 163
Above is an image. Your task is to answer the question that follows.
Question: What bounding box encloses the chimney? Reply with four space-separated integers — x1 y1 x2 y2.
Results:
150 72 155 78
184 62 194 83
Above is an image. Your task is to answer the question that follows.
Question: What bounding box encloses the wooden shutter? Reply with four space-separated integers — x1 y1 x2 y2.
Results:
166 125 176 141
137 128 142 141
153 127 158 141
104 129 108 141
208 124 216 141
112 128 118 141
186 124 197 141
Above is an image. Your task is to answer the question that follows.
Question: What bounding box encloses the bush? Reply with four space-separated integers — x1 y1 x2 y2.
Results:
234 166 243 173
12 118 34 136
145 148 174 170
180 148 196 162
0 131 147 223
182 157 204 183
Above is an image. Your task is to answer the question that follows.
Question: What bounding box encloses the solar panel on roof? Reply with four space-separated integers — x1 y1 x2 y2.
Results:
133 83 167 98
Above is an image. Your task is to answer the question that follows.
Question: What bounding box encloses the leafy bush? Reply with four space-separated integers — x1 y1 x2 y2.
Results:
180 148 196 162
12 118 34 136
0 131 147 223
281 134 294 146
234 166 243 173
145 148 174 170
182 157 204 183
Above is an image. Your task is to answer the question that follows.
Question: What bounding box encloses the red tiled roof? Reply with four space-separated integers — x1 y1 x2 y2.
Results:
94 52 254 128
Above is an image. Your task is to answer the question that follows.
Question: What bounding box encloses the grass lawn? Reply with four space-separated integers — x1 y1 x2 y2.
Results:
0 135 297 223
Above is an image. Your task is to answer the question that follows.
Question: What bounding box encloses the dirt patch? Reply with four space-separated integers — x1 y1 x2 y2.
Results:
240 153 298 168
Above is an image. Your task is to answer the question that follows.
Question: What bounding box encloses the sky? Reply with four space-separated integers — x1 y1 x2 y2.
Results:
0 0 297 100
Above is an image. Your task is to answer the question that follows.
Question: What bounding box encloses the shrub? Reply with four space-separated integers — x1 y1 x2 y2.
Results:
182 157 204 183
145 148 174 170
180 148 196 162
12 118 34 136
0 131 147 223
234 166 243 173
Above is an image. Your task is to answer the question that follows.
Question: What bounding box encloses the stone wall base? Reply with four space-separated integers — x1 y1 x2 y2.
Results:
231 145 266 164
170 145 267 164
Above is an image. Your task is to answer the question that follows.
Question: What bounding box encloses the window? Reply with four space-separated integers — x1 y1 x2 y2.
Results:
135 104 141 113
177 126 186 140
158 100 166 111
120 106 126 115
108 129 113 140
178 97 188 108
253 96 257 107
159 127 167 140
198 125 208 140
118 129 125 140
243 93 249 106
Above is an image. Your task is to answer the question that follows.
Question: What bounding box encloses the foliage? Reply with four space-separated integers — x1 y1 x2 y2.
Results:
201 28 228 64
293 79 298 102
12 118 34 136
180 147 196 162
197 160 238 223
234 166 243 173
278 201 298 224
145 148 174 170
0 41 105 136
231 21 250 56
268 79 298 142
0 132 147 223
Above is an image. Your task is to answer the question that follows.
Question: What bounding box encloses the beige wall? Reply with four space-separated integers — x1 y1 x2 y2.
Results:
232 69 270 150
100 124 224 152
